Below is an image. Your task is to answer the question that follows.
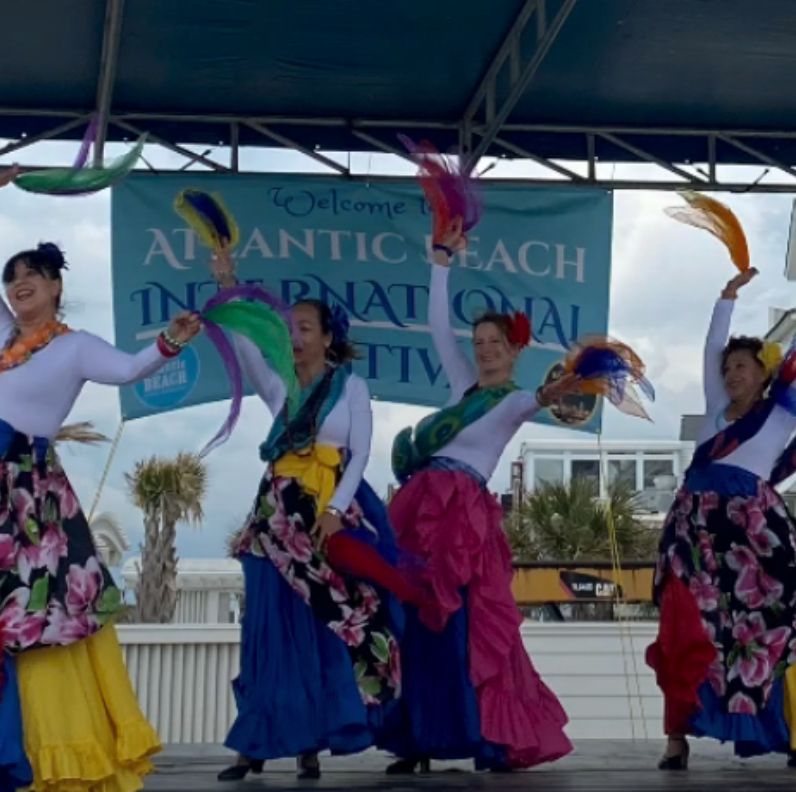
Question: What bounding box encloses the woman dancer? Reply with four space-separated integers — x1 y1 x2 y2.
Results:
379 221 576 772
211 249 412 782
0 236 201 790
647 267 796 767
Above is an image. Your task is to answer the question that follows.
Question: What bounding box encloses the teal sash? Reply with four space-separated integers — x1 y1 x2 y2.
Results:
391 383 517 483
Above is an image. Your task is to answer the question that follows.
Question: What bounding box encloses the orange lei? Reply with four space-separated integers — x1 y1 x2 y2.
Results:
0 320 70 371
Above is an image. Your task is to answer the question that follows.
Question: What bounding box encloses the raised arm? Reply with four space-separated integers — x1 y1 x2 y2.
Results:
704 269 757 413
232 332 287 416
703 299 734 413
429 260 477 402
327 375 372 513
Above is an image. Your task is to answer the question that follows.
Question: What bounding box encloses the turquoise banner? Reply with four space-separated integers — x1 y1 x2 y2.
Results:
111 174 613 431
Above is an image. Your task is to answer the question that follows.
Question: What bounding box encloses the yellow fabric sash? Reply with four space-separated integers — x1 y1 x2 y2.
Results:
272 444 341 516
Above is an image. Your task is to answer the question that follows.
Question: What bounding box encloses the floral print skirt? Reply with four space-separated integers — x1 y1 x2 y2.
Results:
647 464 796 755
226 468 401 759
0 432 123 652
0 428 159 790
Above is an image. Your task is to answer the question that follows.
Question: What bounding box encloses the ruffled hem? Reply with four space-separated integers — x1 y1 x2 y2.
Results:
390 471 572 766
478 637 571 766
26 728 157 792
15 626 161 792
114 719 160 766
692 679 790 756
481 672 571 766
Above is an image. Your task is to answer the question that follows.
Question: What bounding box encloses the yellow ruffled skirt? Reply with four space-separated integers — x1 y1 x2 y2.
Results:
16 625 161 792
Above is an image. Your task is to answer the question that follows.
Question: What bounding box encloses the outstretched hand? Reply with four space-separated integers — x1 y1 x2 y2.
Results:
537 373 582 407
167 311 202 344
721 267 758 299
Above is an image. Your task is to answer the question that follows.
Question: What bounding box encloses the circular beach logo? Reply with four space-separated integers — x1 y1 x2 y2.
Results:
133 344 200 411
543 362 598 427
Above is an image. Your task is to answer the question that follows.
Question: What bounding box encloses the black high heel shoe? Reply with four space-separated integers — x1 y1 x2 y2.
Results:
386 757 431 774
217 757 264 781
787 750 796 768
297 752 321 780
657 738 689 770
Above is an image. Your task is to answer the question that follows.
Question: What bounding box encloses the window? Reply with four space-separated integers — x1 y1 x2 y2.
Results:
533 457 564 489
607 458 636 492
571 459 600 494
643 458 675 489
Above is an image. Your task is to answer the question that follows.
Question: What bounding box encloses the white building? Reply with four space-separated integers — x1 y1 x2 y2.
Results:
122 557 243 624
90 512 129 567
521 437 690 497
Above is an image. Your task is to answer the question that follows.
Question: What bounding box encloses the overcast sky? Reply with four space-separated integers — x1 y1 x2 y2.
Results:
3 141 795 566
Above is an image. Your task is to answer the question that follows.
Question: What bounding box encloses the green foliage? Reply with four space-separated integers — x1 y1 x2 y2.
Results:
505 479 659 563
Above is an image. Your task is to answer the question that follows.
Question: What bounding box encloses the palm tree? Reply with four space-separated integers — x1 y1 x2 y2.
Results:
126 453 207 623
506 479 659 620
506 478 658 562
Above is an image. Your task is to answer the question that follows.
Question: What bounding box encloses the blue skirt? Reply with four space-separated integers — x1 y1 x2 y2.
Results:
692 679 790 757
225 553 387 759
377 599 506 769
0 655 33 791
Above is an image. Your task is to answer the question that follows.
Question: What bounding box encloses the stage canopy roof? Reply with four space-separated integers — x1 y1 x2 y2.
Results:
4 0 796 189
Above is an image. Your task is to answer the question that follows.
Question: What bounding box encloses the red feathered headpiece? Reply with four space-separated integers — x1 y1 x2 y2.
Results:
506 312 531 349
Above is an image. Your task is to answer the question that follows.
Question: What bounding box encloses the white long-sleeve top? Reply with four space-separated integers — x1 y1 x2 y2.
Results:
0 301 168 439
696 298 796 479
233 334 371 513
427 264 540 481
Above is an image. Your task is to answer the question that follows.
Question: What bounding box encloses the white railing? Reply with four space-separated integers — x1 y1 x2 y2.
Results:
119 625 241 744
117 621 662 744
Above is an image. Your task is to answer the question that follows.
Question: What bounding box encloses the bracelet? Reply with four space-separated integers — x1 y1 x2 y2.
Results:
156 333 180 358
325 506 342 519
432 243 454 258
162 328 187 350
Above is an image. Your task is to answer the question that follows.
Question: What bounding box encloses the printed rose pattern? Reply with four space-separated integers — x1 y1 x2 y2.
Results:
0 439 122 652
654 480 796 716
233 470 401 706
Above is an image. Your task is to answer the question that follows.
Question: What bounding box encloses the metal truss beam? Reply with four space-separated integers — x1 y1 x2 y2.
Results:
93 0 125 165
0 116 88 159
492 135 585 181
348 129 415 165
111 119 231 171
2 108 796 191
244 121 349 175
461 0 579 171
0 165 791 194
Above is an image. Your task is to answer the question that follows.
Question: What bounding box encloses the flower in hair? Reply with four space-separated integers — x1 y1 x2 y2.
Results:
758 341 783 377
506 312 531 348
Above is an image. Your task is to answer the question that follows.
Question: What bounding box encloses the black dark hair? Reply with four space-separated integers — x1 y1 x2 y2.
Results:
721 335 771 386
721 336 764 373
3 243 68 310
473 311 512 340
294 299 359 364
